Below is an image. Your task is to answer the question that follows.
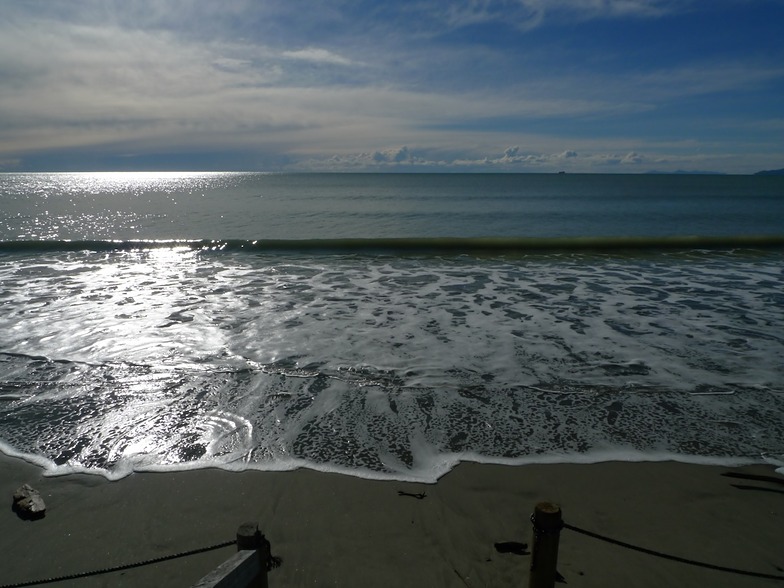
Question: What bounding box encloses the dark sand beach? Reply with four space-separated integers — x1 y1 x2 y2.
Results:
1 454 782 587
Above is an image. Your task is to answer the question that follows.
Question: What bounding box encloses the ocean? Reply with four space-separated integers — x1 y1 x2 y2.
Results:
1 172 783 481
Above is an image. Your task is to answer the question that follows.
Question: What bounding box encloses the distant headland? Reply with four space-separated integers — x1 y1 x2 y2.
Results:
754 168 784 176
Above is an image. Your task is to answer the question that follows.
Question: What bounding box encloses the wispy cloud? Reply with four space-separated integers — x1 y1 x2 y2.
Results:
281 48 356 66
400 0 692 32
0 0 781 172
436 1 546 31
546 0 693 19
0 15 649 154
631 62 784 99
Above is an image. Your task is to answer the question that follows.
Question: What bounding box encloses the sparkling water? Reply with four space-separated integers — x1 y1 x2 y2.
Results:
1 172 783 480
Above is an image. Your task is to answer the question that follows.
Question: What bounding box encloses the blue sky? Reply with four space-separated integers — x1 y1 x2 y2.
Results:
1 0 783 173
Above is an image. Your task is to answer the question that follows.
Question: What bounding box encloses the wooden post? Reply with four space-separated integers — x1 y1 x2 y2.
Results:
236 522 264 552
528 502 563 588
192 522 269 588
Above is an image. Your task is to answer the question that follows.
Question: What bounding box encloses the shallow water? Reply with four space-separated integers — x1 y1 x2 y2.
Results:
1 172 783 480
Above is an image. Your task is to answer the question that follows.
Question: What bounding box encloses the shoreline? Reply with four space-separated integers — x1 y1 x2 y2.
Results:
1 453 782 587
1 442 774 484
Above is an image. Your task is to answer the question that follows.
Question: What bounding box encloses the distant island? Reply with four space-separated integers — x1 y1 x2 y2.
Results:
754 168 784 175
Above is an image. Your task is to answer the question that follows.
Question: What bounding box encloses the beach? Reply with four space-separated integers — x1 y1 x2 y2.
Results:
1 453 782 587
1 172 783 586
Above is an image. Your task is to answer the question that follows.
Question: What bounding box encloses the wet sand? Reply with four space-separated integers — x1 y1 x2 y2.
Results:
1 454 782 587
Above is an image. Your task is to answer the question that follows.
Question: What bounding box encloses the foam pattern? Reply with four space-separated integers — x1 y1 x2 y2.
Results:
0 248 782 480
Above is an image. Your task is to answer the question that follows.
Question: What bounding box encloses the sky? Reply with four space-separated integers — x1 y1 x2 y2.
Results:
1 0 783 174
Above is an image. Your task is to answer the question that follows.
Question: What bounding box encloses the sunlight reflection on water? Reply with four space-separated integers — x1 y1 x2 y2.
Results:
1 172 782 480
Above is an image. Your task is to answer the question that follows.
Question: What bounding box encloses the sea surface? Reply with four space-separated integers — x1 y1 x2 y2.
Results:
1 172 783 481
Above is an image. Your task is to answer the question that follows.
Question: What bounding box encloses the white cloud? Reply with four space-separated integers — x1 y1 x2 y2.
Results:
0 14 646 159
411 0 692 32
632 62 784 99
370 146 420 163
211 57 255 73
547 0 692 19
440 1 545 31
292 147 439 171
281 48 355 66
0 21 375 155
289 143 783 174
291 145 590 172
0 1 780 174
498 61 784 130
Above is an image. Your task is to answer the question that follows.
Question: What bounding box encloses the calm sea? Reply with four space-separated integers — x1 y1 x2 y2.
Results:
1 172 783 481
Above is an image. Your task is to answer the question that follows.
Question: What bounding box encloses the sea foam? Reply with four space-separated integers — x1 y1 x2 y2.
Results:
1 248 782 481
